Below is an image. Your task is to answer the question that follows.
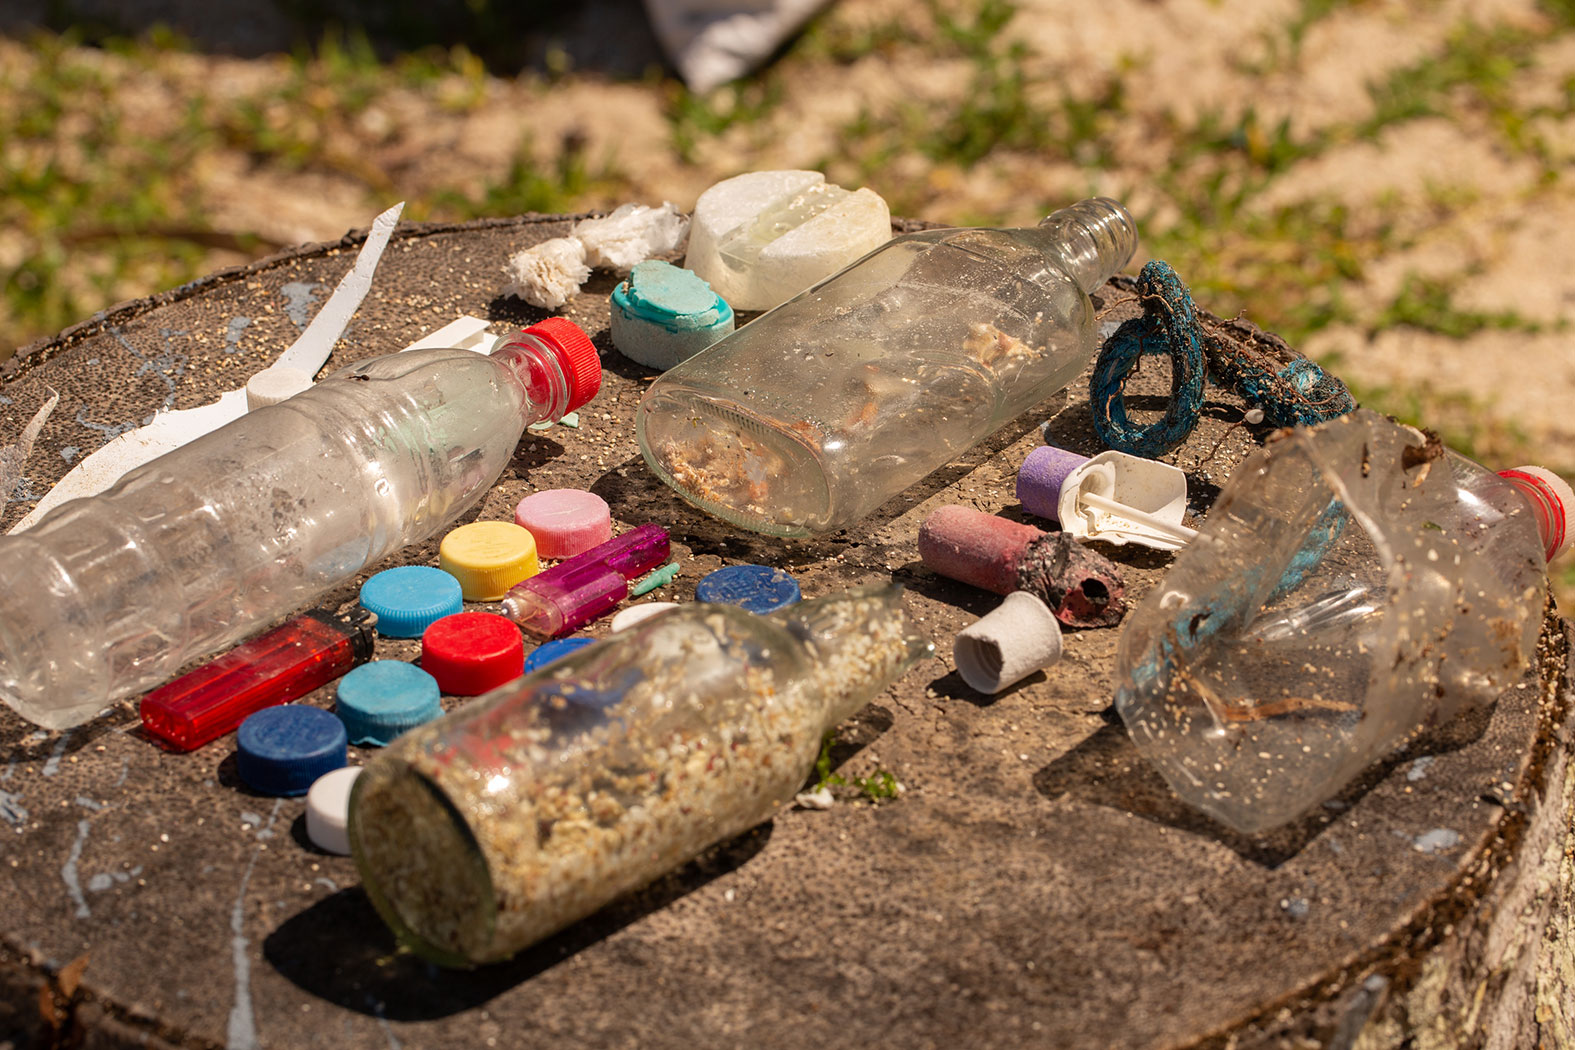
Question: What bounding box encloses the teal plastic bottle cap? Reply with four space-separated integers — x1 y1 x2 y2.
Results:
359 565 463 638
610 260 734 371
335 660 443 746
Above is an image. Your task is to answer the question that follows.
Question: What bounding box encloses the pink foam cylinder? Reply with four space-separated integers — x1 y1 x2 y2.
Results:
1016 445 1089 522
514 490 613 560
918 505 1045 596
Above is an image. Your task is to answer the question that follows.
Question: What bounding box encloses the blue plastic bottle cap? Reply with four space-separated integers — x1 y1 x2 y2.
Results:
359 565 464 638
335 660 443 746
523 636 597 673
694 564 802 614
609 260 735 370
236 705 347 797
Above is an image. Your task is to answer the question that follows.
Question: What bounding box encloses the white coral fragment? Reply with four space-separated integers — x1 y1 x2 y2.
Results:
502 236 592 309
573 202 690 272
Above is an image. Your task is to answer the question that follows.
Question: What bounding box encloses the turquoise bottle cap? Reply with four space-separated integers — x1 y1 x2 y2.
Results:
695 564 802 614
359 565 463 638
522 636 597 672
236 705 347 797
334 660 443 746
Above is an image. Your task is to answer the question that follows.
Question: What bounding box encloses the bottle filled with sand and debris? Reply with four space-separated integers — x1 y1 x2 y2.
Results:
1114 408 1573 833
638 198 1138 537
348 584 931 966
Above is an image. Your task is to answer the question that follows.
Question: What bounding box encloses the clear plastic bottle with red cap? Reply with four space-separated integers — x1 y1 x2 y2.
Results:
0 318 601 729
1114 408 1573 833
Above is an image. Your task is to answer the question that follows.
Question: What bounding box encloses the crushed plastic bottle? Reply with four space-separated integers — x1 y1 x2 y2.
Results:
1114 408 1572 833
0 320 599 729
348 584 931 966
640 197 1139 537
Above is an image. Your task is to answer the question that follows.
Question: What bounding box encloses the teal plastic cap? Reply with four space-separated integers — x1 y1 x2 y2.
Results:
359 565 464 638
335 660 443 746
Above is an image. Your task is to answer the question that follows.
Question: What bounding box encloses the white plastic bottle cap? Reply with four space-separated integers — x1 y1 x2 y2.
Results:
305 765 363 855
246 365 315 410
953 591 1064 695
610 602 679 632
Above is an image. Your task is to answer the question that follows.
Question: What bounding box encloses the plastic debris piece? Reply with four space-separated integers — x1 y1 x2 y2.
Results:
523 636 597 673
572 202 689 271
245 366 314 410
306 766 362 854
420 612 525 696
953 592 1063 695
502 523 672 638
695 564 801 614
440 520 540 601
631 561 681 597
400 316 499 355
918 505 1126 628
1018 446 1195 551
10 203 405 534
236 705 348 797
793 786 836 810
684 170 892 312
335 661 443 746
359 566 464 639
501 236 591 309
611 260 735 370
610 602 679 632
512 489 612 560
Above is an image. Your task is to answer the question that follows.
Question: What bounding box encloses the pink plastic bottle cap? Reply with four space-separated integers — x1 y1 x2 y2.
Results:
1499 466 1575 563
514 490 613 560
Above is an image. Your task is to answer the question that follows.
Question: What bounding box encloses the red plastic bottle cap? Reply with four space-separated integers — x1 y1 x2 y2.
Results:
1499 466 1575 563
523 317 602 412
420 612 525 696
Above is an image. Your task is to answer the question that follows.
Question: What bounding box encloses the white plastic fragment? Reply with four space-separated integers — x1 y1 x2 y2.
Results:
1059 451 1195 551
953 591 1064 695
684 170 891 312
572 202 689 271
793 786 836 810
399 315 501 355
0 387 58 502
501 236 591 309
9 202 406 533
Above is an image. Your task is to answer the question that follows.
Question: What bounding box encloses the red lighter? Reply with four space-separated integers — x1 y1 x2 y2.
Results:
139 608 376 752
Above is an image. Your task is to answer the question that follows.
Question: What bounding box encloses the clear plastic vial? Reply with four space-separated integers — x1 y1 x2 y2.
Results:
1114 409 1572 833
0 320 599 729
348 584 931 966
638 198 1139 537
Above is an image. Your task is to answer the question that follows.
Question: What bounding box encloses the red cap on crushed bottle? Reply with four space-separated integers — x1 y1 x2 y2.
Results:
521 317 601 412
1499 467 1574 563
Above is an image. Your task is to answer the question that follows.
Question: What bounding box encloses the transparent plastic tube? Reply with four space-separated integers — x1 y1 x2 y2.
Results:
638 198 1138 537
348 584 932 966
1114 409 1567 832
0 324 597 729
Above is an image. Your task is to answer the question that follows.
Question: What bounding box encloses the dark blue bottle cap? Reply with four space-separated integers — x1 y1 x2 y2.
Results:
694 564 802 614
359 566 463 638
335 661 443 746
236 706 347 797
523 636 597 673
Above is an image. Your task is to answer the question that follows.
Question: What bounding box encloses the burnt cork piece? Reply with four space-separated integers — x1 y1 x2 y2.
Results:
1015 531 1126 628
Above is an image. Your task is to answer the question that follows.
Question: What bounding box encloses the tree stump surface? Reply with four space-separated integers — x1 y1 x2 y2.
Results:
0 215 1570 1050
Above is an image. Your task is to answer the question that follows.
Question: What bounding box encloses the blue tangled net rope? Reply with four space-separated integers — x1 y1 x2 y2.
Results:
1090 260 1356 458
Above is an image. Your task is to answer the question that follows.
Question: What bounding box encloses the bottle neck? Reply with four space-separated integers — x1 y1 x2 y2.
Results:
1034 197 1138 294
490 335 573 424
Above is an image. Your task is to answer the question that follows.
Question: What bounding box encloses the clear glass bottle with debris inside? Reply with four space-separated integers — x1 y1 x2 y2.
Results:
348 584 931 966
638 198 1138 537
1114 408 1572 833
0 320 598 729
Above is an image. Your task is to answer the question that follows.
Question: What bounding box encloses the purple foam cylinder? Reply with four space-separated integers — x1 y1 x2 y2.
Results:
501 523 670 638
1016 445 1089 522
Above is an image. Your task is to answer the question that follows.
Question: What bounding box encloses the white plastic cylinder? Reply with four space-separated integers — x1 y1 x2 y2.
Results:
953 591 1064 694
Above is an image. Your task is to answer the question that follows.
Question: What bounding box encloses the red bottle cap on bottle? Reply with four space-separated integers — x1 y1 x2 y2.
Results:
1499 466 1575 563
420 612 525 696
522 317 601 412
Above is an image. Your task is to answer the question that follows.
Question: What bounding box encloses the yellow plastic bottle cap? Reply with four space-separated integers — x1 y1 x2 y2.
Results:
439 521 540 601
